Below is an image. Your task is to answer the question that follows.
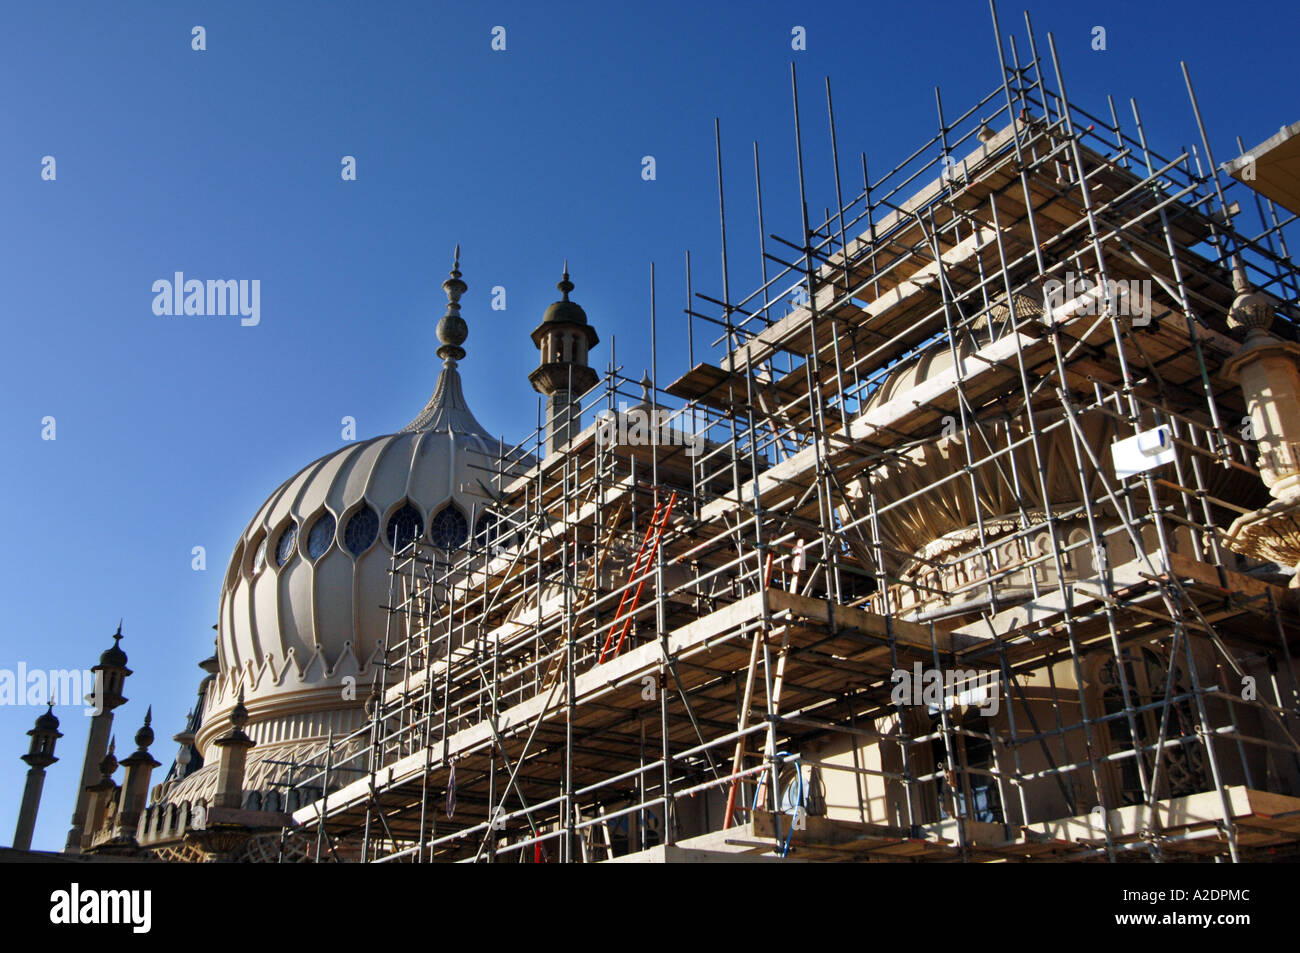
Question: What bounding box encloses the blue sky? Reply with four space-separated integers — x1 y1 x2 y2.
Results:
1 0 1296 851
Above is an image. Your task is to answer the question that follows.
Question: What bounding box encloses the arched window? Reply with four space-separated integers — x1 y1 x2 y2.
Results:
386 503 425 552
1032 534 1051 583
429 505 468 550
275 523 298 566
1067 528 1091 575
307 512 336 559
344 505 379 556
251 537 268 575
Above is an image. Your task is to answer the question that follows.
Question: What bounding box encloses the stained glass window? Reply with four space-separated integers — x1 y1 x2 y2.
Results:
276 523 298 566
251 537 268 574
431 505 468 550
386 502 425 552
344 505 379 556
307 512 336 559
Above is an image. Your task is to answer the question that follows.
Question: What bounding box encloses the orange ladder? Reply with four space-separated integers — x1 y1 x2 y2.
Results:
598 492 676 664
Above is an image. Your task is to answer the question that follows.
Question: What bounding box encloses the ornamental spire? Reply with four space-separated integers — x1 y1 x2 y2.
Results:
402 247 494 437
436 245 468 366
558 259 573 300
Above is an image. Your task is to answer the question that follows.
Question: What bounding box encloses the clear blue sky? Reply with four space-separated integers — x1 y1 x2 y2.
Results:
2 0 1296 851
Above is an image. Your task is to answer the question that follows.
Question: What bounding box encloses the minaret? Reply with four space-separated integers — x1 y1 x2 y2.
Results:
65 623 131 853
530 264 599 457
113 707 160 843
12 703 61 851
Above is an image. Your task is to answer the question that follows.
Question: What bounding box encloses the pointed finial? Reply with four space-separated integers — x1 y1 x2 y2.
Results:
98 737 118 778
1231 256 1250 295
640 370 653 406
1228 255 1277 337
230 687 249 730
134 708 155 751
98 621 129 669
437 245 469 365
556 260 577 301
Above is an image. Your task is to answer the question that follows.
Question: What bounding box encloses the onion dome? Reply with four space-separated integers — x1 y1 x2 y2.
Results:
34 703 61 733
22 703 62 769
195 249 529 761
99 622 128 669
533 263 599 348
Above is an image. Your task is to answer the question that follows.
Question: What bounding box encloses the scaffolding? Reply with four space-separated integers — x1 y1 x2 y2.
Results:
282 4 1300 862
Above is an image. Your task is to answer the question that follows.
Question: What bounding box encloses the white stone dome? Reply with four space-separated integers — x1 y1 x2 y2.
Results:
195 258 525 754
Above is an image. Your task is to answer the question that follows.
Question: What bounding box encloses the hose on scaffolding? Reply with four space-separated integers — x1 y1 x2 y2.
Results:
752 751 803 858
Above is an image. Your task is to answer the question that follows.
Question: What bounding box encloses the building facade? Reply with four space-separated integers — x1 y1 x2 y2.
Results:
17 21 1300 863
